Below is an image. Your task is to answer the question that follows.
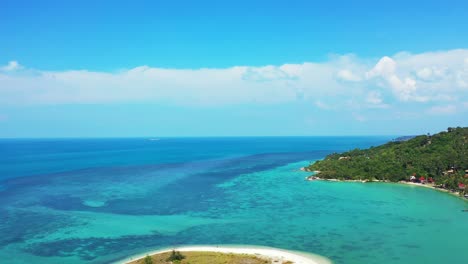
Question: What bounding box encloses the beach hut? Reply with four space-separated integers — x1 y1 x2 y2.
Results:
459 183 466 189
419 176 426 183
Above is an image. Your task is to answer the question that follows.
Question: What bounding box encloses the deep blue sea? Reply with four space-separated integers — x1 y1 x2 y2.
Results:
1 137 467 264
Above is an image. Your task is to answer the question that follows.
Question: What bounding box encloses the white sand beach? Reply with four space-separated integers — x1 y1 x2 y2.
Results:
398 181 464 198
116 245 332 264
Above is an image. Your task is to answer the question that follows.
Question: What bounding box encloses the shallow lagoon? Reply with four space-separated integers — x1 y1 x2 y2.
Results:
0 137 467 264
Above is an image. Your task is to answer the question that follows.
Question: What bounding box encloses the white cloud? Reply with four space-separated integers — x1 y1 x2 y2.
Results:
1 49 468 111
364 50 468 103
0 62 341 106
366 56 396 77
366 56 424 102
416 66 447 81
1 61 22 72
336 69 361 82
242 65 298 81
366 91 382 104
416 67 433 80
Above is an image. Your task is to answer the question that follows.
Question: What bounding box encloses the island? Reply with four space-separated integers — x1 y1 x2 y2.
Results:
306 127 468 198
120 246 331 264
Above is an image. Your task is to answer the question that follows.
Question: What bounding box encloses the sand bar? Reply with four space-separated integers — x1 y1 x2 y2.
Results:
115 245 332 264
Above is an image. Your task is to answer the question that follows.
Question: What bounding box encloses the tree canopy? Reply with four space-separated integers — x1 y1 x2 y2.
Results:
308 127 468 192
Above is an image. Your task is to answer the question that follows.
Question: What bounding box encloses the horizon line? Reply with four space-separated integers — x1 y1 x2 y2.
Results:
0 135 408 140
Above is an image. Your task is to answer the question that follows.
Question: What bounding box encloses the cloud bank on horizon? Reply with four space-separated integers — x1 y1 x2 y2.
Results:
2 49 468 118
0 49 468 135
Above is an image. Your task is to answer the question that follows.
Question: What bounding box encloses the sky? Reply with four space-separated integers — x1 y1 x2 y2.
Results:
1 0 468 137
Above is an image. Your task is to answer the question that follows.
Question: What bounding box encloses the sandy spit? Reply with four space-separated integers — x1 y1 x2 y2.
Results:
115 245 333 264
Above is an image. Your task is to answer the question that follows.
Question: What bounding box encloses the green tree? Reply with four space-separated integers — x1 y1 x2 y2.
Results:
166 250 186 262
144 255 153 264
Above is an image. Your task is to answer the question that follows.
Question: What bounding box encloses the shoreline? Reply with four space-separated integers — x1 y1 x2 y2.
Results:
115 245 332 264
305 174 467 200
396 181 465 199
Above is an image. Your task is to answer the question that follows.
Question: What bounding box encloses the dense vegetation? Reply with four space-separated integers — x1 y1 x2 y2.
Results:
308 127 468 193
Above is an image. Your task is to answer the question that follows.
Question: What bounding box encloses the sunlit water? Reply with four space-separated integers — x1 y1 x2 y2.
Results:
0 137 467 264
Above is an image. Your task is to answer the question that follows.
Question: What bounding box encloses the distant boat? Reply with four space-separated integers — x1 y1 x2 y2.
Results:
148 138 160 141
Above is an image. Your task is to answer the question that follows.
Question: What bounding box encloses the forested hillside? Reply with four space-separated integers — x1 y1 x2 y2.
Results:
308 127 468 191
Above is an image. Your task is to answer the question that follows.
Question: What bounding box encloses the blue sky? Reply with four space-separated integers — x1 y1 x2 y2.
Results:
1 0 468 137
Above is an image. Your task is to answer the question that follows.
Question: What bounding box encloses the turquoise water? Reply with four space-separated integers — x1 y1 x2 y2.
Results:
0 137 467 264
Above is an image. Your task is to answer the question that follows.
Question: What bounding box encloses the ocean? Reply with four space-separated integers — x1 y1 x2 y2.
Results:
0 137 467 264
